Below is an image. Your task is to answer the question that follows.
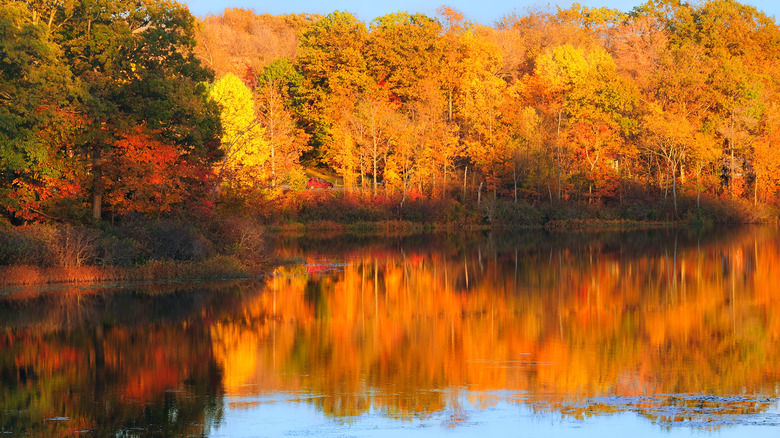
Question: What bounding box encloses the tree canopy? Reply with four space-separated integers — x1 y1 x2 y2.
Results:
4 0 780 224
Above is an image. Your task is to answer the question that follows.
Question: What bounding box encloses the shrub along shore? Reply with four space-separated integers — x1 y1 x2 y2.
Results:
1 192 773 287
0 216 264 286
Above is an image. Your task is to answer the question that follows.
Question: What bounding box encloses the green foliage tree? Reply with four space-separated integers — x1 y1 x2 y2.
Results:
0 2 85 221
53 0 221 220
296 11 369 163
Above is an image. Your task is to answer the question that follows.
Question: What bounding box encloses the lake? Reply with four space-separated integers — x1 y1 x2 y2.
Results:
2 226 780 436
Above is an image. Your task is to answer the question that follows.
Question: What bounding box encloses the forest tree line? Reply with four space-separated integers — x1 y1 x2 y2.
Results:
2 0 780 225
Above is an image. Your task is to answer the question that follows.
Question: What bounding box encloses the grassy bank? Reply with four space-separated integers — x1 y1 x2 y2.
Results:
0 256 254 287
0 217 267 287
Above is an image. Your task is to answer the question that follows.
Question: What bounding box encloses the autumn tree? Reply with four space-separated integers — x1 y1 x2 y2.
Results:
404 79 459 198
752 100 780 204
366 12 443 104
564 47 635 203
9 0 780 223
296 11 369 165
366 10 467 197
641 105 693 215
495 6 604 78
500 102 543 203
687 131 719 209
436 6 467 123
348 90 401 192
194 9 313 80
52 0 220 221
523 44 580 201
209 73 266 189
103 127 190 215
256 59 310 188
659 0 780 200
457 25 507 195
0 2 85 221
611 13 668 92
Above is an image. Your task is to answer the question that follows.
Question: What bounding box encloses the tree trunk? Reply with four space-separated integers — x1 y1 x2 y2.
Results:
730 110 736 198
373 150 378 194
448 88 453 122
92 144 103 222
443 159 448 198
556 110 563 202
46 9 56 35
463 166 468 200
664 163 669 199
696 165 701 210
268 89 277 188
432 165 436 198
360 159 365 188
672 161 678 215
754 176 758 206
271 141 276 188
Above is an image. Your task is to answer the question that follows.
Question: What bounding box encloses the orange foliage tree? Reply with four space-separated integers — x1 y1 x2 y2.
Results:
103 128 202 215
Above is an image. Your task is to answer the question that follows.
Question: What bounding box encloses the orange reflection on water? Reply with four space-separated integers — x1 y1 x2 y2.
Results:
212 228 780 421
2 228 779 433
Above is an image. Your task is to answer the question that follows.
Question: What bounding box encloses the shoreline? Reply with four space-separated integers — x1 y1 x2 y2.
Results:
269 218 682 234
0 219 733 288
0 256 263 288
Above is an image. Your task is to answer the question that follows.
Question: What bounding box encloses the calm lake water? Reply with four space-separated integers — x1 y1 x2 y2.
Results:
2 227 780 436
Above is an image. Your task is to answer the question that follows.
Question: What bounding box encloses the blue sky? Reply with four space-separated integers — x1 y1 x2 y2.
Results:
180 0 778 24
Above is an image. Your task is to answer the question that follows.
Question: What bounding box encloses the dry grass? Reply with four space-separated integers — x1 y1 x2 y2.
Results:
0 265 127 286
0 255 255 287
0 216 269 287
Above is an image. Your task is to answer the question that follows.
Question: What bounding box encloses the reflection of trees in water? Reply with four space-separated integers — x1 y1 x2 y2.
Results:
274 226 754 263
211 226 780 425
0 325 224 435
0 281 266 436
2 227 778 432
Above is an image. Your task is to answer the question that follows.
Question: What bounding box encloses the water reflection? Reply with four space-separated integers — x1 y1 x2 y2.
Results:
219 227 780 425
2 227 780 434
0 282 259 436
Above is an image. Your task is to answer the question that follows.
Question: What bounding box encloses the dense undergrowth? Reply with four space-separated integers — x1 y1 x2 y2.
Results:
0 215 265 286
266 189 774 229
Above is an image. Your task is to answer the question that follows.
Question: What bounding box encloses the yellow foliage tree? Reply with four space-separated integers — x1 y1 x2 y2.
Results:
209 73 267 190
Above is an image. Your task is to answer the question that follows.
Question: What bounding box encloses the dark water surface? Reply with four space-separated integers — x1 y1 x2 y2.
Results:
2 227 780 436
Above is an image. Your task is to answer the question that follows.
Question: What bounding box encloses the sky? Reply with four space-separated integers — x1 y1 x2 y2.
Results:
180 0 779 25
